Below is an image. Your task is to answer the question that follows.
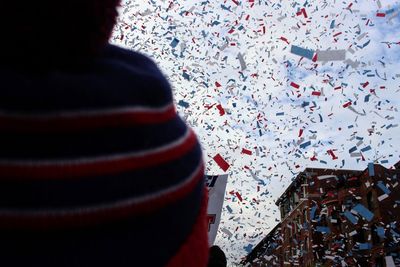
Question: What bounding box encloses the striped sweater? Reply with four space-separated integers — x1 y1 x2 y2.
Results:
0 44 208 267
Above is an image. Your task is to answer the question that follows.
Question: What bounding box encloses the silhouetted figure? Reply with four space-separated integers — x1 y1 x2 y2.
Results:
0 1 208 266
208 246 227 267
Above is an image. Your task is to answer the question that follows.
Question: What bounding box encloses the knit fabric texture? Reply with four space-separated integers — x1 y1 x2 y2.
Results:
0 44 208 267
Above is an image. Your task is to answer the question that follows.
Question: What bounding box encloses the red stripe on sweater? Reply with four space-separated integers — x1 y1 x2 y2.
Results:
0 130 198 180
166 190 209 267
0 105 176 132
0 164 205 229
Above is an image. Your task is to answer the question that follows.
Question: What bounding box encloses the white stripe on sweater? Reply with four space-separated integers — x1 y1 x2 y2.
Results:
0 103 175 119
0 127 192 166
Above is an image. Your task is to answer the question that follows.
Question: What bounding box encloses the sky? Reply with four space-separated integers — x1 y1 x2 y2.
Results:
112 0 400 264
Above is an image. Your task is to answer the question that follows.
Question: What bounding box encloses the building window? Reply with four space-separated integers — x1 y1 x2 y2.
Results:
304 237 308 253
297 215 301 232
375 256 384 267
285 227 290 239
293 191 300 205
303 209 308 223
371 225 380 245
353 229 366 243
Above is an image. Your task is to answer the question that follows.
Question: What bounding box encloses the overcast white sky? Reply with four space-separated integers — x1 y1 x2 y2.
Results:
113 0 400 263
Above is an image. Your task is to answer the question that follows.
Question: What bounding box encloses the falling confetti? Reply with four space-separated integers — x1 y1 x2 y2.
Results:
112 0 400 263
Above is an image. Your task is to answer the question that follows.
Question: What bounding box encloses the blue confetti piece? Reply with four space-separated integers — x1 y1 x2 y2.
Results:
226 205 233 213
377 181 391 194
344 211 358 224
368 163 375 176
352 204 374 222
377 227 385 238
276 112 284 116
316 226 331 234
310 205 317 219
358 243 372 250
170 38 179 48
349 146 357 153
290 45 315 60
386 8 396 15
362 40 371 48
178 100 190 108
182 71 190 81
330 20 335 29
300 141 311 149
364 94 371 102
361 145 372 152
243 244 253 253
220 4 232 11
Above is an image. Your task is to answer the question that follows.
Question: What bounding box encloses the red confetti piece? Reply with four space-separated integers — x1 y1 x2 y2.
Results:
213 154 230 171
362 81 369 88
296 8 308 18
215 81 222 87
312 53 318 62
343 101 352 108
327 149 338 160
302 8 308 18
241 148 252 155
280 36 290 44
216 104 225 116
235 192 243 202
298 129 303 137
312 91 321 96
376 13 386 17
290 82 300 89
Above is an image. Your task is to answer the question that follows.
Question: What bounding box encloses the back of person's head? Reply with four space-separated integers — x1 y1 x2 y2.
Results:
0 0 120 67
208 245 227 267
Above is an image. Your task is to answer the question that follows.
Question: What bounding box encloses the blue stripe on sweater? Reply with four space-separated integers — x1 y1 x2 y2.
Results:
0 116 187 159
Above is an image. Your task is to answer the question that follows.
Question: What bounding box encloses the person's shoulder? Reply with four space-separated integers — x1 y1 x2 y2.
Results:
100 44 162 78
94 44 173 107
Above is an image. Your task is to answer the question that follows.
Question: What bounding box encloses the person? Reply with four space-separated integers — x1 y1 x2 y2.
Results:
0 1 208 266
208 246 227 267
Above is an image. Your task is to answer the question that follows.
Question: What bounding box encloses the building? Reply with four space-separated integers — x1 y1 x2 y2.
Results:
243 162 400 267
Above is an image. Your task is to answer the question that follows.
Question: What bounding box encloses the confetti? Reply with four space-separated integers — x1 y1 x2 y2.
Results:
112 0 400 263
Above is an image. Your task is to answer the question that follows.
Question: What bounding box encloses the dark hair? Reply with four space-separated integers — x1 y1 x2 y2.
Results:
208 246 227 267
0 0 120 67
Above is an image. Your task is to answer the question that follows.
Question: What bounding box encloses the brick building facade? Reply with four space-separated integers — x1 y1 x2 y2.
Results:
242 162 400 267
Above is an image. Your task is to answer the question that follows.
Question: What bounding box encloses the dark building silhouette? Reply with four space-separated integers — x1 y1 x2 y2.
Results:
242 224 282 266
242 162 400 267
